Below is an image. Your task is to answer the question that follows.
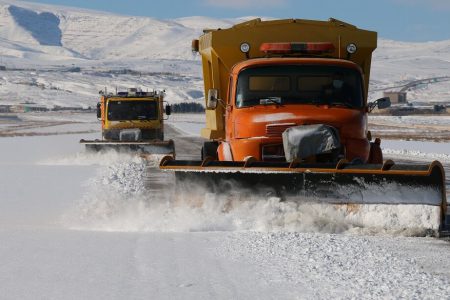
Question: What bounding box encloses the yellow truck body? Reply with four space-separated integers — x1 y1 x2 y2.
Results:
81 89 175 156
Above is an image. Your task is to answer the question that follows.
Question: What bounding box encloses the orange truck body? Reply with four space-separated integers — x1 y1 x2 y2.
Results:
194 18 378 163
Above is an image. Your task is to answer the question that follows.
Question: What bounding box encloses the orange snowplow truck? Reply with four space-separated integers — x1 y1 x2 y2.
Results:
195 18 387 163
161 18 448 236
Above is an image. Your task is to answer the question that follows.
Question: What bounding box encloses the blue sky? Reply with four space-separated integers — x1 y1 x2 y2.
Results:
27 0 450 42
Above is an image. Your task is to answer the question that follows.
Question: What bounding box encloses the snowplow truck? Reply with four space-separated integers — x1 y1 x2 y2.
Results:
160 18 448 236
81 88 175 156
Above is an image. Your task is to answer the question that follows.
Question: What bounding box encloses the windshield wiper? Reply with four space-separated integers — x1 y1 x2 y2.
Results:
328 101 354 109
259 97 282 105
310 100 354 108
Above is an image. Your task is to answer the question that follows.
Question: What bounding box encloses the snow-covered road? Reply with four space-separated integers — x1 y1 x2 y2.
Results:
2 229 449 299
0 114 449 299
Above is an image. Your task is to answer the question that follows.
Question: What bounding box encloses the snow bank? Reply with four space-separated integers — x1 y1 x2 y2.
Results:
381 139 450 162
383 148 450 163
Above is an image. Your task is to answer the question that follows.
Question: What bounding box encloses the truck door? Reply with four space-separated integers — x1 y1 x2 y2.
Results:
225 76 234 140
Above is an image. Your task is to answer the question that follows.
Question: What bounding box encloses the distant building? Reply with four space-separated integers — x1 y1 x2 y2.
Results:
0 105 11 113
0 66 6 71
383 91 407 104
10 104 48 113
433 104 447 113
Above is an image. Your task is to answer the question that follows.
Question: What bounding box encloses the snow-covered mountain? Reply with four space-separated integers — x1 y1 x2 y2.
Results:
0 0 240 63
0 0 449 108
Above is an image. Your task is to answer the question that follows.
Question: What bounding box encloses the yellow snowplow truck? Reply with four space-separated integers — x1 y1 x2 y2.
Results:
160 18 449 236
81 88 175 156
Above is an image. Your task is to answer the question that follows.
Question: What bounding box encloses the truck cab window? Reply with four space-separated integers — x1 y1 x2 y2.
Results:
107 100 158 121
236 65 363 108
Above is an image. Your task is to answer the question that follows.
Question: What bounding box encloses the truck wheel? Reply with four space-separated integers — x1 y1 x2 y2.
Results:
368 138 383 164
201 141 219 160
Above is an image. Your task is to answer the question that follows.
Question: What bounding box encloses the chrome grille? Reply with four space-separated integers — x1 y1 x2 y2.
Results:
261 144 285 162
265 123 296 137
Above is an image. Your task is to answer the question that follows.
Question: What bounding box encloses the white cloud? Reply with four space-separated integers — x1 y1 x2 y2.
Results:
204 0 287 9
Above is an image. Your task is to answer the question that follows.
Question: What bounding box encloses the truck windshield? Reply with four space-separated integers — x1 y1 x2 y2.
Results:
107 100 158 121
236 65 364 108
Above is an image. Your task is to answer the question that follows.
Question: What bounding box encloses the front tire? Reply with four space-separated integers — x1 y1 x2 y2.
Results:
201 141 219 160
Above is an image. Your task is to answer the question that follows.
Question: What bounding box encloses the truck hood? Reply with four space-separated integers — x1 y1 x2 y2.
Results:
233 105 366 140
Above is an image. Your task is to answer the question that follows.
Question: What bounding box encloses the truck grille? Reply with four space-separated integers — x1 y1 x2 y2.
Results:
262 144 285 162
265 123 296 137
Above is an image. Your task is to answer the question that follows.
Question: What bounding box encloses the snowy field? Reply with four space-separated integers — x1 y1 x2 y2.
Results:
1 0 450 299
0 113 449 299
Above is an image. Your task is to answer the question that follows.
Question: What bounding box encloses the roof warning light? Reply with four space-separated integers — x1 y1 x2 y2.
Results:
260 42 335 55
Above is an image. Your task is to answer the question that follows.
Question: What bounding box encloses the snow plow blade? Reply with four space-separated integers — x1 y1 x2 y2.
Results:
80 139 175 156
160 157 448 236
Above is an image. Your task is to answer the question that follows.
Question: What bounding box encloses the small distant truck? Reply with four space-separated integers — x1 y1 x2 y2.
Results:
80 88 175 156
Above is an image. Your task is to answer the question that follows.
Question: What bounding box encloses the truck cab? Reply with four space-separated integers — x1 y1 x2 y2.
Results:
98 88 170 141
221 57 369 162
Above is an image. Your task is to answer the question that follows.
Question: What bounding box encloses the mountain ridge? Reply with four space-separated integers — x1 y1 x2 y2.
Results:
0 0 449 108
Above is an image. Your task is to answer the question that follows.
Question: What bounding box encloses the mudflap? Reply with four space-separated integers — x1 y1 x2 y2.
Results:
160 157 447 236
80 139 175 157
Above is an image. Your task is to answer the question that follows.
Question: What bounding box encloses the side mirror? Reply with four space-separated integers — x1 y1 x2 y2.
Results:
191 39 199 53
96 102 101 119
165 104 171 116
377 97 391 109
207 89 219 109
368 97 391 112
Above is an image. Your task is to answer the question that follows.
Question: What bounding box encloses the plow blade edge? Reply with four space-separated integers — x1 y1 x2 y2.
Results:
160 157 448 235
80 139 175 156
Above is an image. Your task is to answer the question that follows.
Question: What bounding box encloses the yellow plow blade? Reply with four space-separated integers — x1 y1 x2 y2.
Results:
80 139 175 156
